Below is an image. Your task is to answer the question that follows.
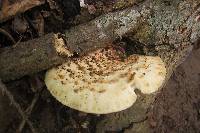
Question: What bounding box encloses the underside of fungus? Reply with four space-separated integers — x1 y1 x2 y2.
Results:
45 46 166 114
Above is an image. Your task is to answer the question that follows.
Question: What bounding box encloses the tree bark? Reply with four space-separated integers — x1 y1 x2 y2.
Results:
0 33 72 81
0 7 142 82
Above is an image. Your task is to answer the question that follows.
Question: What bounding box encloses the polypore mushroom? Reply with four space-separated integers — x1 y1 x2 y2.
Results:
45 46 166 114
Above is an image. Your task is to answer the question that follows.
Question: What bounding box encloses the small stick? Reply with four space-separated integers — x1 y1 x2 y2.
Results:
17 93 40 133
0 79 37 133
17 75 43 132
0 28 16 44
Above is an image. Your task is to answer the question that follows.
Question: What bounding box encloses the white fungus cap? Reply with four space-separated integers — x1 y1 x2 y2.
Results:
45 46 166 114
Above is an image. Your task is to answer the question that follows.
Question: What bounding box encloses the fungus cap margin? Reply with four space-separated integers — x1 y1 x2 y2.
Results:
45 47 166 114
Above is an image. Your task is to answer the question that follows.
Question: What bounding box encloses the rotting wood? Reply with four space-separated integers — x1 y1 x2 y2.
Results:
64 7 143 54
0 0 45 23
0 33 72 81
0 0 199 84
0 7 143 82
0 0 199 83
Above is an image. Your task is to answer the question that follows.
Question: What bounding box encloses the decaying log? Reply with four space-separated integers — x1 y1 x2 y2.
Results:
1 0 199 82
0 7 143 82
0 33 72 81
0 0 45 23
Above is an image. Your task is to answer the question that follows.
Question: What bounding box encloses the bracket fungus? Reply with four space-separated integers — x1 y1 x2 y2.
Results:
45 46 166 114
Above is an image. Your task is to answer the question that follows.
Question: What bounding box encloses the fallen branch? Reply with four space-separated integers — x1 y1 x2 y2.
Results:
0 7 143 81
0 79 37 133
0 0 199 83
0 0 45 23
0 33 73 81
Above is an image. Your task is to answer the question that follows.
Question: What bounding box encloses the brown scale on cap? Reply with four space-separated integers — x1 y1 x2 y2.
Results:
61 81 66 85
127 72 136 83
58 74 64 79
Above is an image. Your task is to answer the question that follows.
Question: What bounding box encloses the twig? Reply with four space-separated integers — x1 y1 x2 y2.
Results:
17 75 43 133
0 79 37 133
17 93 40 133
12 36 22 48
0 28 16 44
